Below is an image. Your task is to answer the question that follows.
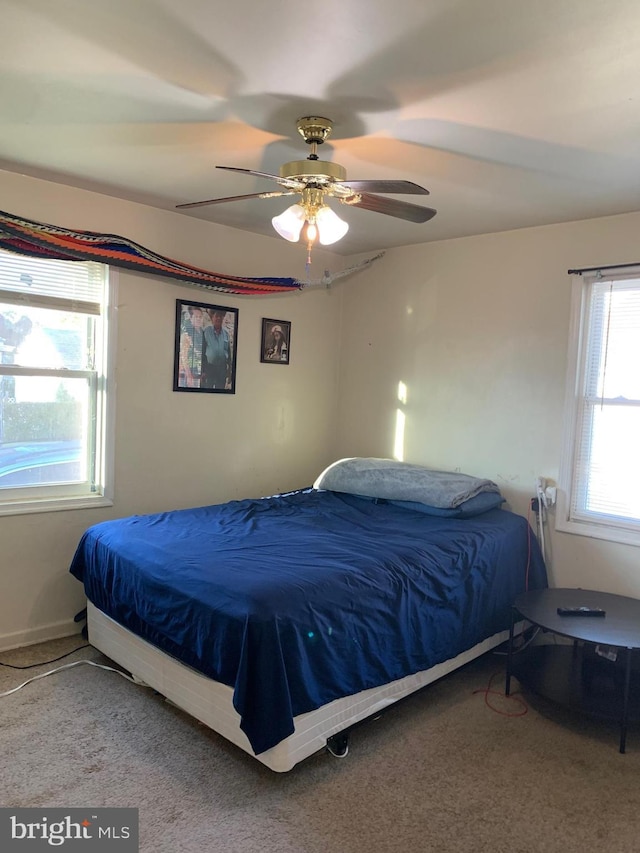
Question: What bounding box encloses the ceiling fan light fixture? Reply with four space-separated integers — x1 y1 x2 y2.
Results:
315 205 349 245
177 116 437 253
271 204 306 242
272 199 348 248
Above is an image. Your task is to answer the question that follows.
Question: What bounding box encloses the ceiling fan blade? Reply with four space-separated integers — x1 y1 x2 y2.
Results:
176 190 295 210
216 165 285 182
216 166 304 190
336 179 430 195
348 193 437 223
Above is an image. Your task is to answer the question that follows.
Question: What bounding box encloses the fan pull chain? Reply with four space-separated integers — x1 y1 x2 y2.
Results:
305 240 313 279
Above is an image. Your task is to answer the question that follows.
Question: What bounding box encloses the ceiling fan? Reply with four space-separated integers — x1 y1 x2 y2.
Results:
176 116 437 258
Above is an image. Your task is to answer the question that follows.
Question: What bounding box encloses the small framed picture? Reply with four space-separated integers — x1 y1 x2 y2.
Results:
260 318 291 365
173 299 238 393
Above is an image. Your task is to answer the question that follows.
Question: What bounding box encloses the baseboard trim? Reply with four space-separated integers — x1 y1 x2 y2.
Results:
0 619 83 653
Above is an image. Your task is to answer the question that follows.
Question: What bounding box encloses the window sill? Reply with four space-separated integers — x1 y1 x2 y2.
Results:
0 494 113 517
555 516 640 549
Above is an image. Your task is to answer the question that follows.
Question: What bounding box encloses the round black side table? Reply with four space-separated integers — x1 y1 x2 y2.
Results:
505 588 640 753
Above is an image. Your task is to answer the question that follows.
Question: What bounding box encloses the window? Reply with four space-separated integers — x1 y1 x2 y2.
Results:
558 269 640 546
0 249 115 515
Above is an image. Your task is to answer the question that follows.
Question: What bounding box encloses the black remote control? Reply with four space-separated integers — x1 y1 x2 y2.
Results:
557 606 606 617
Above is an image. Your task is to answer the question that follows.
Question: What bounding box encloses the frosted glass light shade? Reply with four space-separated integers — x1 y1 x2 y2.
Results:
315 206 349 245
272 204 306 242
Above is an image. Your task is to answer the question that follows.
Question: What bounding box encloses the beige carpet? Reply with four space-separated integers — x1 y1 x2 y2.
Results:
1 636 638 853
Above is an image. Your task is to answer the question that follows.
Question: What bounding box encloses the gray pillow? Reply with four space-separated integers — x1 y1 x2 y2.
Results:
313 457 501 509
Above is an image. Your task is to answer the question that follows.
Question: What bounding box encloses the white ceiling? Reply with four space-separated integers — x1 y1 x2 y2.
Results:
2 0 640 256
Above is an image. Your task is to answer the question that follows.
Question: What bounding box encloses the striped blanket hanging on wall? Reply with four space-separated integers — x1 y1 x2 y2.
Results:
0 209 302 296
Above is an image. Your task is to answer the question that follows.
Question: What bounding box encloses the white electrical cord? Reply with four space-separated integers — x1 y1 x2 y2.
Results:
535 480 547 565
0 658 139 698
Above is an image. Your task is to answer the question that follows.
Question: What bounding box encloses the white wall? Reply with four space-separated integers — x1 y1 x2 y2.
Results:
0 170 345 650
335 213 640 598
4 167 640 650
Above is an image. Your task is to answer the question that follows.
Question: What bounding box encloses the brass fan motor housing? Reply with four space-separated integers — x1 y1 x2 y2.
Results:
282 117 346 184
278 159 347 183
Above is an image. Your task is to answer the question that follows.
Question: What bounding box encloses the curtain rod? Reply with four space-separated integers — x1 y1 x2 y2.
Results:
568 262 640 275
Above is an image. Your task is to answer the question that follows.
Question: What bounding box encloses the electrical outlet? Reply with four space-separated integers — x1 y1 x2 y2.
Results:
544 486 557 506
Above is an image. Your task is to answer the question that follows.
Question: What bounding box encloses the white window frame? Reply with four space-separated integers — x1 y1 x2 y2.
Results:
0 260 116 516
557 269 640 547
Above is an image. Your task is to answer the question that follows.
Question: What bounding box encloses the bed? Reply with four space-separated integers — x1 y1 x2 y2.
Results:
69 458 548 772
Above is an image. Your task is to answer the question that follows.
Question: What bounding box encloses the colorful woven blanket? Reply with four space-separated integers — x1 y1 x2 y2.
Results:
0 209 301 296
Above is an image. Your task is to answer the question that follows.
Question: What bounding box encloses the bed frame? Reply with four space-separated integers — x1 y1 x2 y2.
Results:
87 601 509 772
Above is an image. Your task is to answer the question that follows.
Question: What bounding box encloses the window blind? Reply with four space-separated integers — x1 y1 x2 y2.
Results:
0 252 104 305
572 277 640 524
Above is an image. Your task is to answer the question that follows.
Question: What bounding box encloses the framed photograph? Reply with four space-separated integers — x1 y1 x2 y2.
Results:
260 318 291 365
173 299 238 393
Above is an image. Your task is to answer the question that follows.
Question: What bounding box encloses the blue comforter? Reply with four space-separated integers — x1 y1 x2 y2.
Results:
69 489 547 754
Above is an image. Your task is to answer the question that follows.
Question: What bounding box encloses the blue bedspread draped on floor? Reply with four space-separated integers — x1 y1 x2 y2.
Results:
69 489 547 754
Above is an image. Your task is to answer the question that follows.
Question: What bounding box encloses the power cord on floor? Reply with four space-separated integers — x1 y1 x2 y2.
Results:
0 658 140 698
0 644 90 669
472 670 528 717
